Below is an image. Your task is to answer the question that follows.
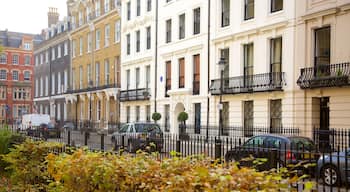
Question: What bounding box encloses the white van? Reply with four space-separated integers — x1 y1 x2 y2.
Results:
21 114 50 130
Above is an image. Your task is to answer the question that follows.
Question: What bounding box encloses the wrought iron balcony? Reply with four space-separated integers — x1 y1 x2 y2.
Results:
66 83 118 94
119 88 151 102
210 72 285 95
297 63 350 89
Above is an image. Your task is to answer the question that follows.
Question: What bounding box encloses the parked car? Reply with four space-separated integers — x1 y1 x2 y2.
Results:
40 122 61 139
62 122 75 131
225 134 319 171
317 149 350 186
111 122 163 153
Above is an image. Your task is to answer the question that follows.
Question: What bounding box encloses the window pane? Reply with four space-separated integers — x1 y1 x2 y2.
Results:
315 27 330 66
245 0 254 20
222 0 230 27
271 0 283 12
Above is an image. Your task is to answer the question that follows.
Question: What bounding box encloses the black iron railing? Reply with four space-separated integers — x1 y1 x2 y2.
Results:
119 88 150 102
297 62 350 89
210 72 285 95
66 83 118 94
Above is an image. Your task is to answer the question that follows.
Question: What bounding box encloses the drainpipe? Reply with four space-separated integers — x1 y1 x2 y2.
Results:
154 0 159 113
206 0 211 140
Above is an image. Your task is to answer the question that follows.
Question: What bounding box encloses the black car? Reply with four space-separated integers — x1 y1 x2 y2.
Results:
111 122 163 153
225 134 319 171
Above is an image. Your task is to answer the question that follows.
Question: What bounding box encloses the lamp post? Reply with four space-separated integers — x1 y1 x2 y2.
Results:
217 57 226 137
88 80 93 130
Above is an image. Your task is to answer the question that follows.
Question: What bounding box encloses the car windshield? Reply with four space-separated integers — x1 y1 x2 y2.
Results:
119 124 129 133
290 137 315 151
135 124 161 133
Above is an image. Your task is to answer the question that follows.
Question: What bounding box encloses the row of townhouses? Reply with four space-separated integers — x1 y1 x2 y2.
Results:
33 0 350 138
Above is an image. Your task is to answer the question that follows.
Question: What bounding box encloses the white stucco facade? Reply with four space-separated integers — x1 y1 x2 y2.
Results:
208 0 298 136
156 0 210 134
120 0 156 123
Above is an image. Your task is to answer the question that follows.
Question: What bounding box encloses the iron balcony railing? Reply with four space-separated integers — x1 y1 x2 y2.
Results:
66 83 118 94
210 72 285 95
119 88 150 102
297 62 350 89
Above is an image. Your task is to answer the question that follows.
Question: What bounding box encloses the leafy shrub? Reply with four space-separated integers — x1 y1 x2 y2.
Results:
177 111 188 122
46 150 313 191
1 139 64 192
152 112 161 122
0 128 25 176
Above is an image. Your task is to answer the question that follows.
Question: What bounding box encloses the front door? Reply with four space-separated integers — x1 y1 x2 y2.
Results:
319 97 330 151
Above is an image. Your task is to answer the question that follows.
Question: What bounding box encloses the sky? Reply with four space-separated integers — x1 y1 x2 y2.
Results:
0 0 68 34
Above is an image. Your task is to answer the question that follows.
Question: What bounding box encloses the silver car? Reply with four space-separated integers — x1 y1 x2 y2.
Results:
317 149 350 186
111 122 163 153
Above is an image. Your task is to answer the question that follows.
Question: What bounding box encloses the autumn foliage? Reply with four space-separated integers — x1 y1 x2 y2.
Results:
0 140 313 191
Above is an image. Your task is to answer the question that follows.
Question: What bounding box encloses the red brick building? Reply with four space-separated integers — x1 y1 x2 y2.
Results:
0 30 42 124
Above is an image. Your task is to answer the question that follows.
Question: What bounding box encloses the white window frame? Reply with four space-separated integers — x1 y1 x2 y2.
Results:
24 55 31 65
24 71 30 81
95 62 100 86
79 37 83 55
12 55 19 64
95 0 101 17
51 74 55 95
51 48 55 61
79 66 83 89
87 33 92 52
115 20 121 43
105 0 110 13
104 59 110 84
45 51 49 63
12 70 19 81
40 77 43 96
96 30 101 50
45 76 49 96
72 40 76 57
105 24 110 47
64 42 68 56
57 72 61 94
35 79 38 97
0 54 7 64
57 45 61 58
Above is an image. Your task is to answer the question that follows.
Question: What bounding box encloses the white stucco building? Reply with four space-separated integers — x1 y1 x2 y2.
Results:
209 0 298 137
120 0 156 123
156 0 210 134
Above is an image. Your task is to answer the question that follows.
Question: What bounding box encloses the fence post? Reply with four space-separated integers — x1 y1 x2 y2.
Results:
68 130 71 146
215 137 222 160
101 134 105 151
84 132 88 146
176 140 181 154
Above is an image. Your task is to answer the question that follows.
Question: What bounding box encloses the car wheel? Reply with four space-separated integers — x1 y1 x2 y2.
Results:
321 165 340 186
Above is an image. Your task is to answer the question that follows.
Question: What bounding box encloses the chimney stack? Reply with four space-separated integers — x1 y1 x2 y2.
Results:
48 7 59 27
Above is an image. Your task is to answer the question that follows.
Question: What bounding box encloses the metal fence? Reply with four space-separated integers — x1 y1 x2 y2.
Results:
4 123 350 191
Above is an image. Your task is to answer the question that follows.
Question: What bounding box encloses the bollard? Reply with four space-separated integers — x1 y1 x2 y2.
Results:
67 130 71 146
84 132 89 146
121 135 125 148
101 134 105 151
176 140 181 154
215 138 222 160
